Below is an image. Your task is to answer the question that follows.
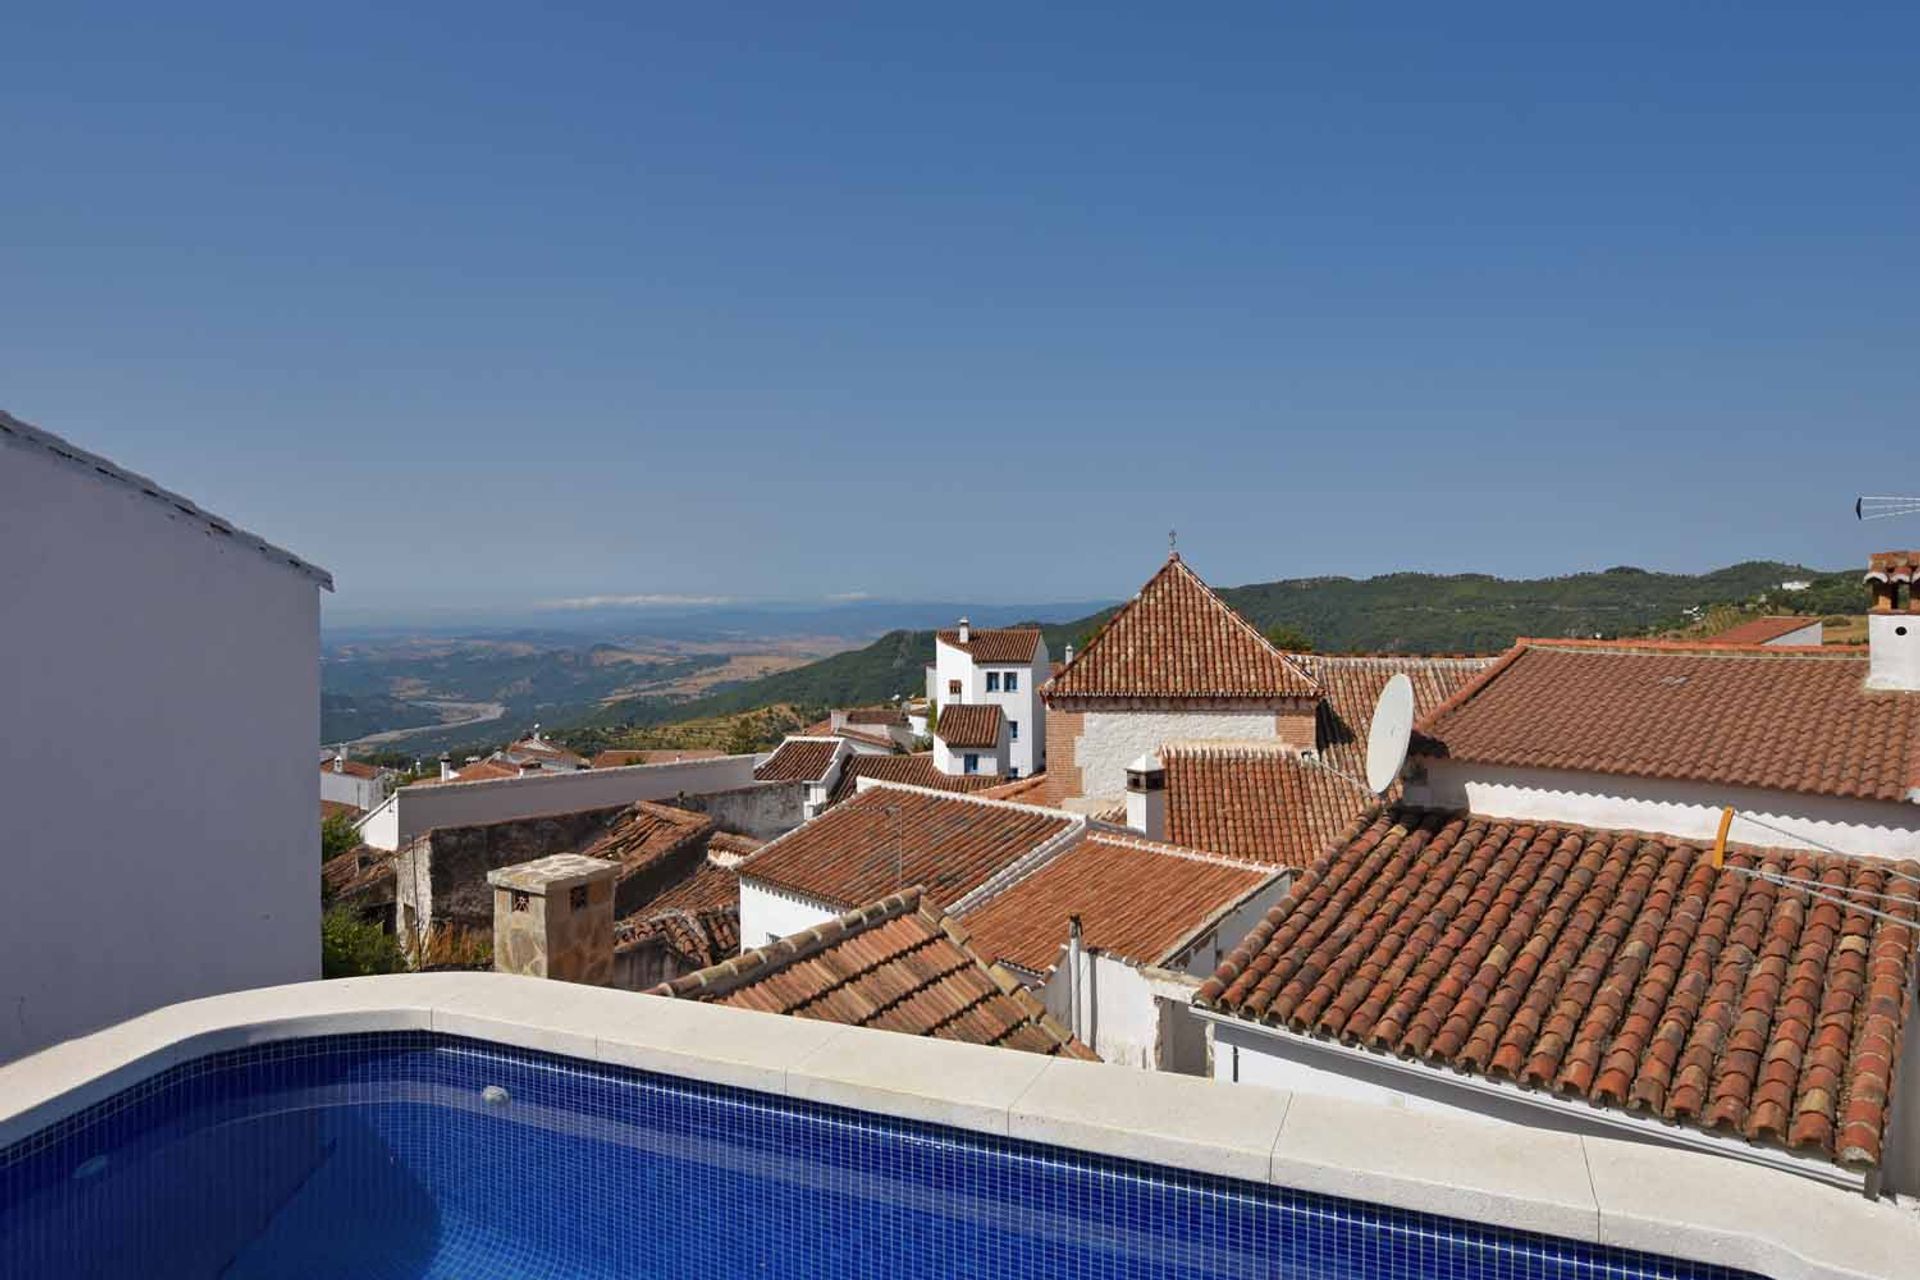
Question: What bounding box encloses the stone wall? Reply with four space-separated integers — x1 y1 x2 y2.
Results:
416 807 624 933
677 781 805 840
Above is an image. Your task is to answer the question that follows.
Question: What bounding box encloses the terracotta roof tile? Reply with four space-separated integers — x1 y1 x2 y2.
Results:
706 831 767 862
1708 616 1823 646
321 758 381 779
321 847 395 901
936 628 1041 663
1866 551 1920 582
319 799 364 822
1417 641 1920 804
845 706 909 726
753 737 843 783
1162 742 1362 870
960 832 1276 973
827 754 1005 806
1198 808 1920 1171
1297 653 1494 781
578 800 715 875
934 704 1003 749
651 888 1093 1058
1046 555 1317 701
833 725 899 750
740 784 1075 910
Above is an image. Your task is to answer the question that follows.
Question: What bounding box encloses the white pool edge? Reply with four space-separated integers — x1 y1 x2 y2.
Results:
0 973 1910 1280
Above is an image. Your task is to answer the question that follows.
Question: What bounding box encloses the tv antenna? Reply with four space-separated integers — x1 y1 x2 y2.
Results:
1856 496 1920 522
1365 673 1416 795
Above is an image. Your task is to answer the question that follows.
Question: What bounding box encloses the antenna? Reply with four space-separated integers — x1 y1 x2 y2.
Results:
1364 673 1415 795
1857 496 1920 522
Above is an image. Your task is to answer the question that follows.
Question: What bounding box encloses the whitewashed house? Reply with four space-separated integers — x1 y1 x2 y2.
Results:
929 621 1048 777
320 750 390 812
0 411 331 1062
931 703 1007 778
1196 557 1920 1197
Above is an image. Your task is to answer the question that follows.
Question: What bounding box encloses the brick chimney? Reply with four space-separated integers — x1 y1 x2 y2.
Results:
488 854 620 985
1124 751 1166 840
1866 552 1920 692
957 616 971 645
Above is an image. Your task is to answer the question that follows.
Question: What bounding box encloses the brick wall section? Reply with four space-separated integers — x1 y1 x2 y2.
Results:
1045 706 1085 795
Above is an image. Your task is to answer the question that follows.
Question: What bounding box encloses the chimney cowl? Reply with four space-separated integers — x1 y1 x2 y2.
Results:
957 616 971 644
1866 552 1920 690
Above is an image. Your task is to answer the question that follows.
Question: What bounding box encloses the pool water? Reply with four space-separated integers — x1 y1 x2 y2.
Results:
0 1033 1754 1280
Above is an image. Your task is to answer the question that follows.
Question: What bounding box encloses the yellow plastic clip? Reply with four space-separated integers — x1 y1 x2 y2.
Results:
1712 806 1735 869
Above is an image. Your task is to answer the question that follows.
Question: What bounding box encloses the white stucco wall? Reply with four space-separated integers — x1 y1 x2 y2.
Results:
1164 873 1292 978
1767 621 1824 647
319 768 385 812
362 755 758 851
933 635 1048 777
933 735 1001 776
1042 952 1208 1073
1076 710 1279 799
1406 760 1920 859
738 878 838 947
0 436 322 1062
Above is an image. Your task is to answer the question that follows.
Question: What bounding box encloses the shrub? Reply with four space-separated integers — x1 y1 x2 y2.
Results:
321 811 360 860
322 907 404 978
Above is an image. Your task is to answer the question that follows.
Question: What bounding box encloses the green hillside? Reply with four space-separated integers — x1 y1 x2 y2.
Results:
560 559 1850 740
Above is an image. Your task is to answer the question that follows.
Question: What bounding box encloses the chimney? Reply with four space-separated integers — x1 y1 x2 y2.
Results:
439 754 453 781
1124 751 1166 841
332 749 345 774
1064 913 1085 1040
1866 552 1920 692
957 616 971 645
1063 643 1074 665
488 854 619 985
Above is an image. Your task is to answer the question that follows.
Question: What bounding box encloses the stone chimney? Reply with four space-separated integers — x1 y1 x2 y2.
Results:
1124 751 1166 841
957 616 971 645
488 854 620 985
1866 552 1920 692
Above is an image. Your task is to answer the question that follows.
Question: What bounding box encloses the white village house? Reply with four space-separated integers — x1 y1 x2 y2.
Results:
928 620 1048 778
0 411 332 1061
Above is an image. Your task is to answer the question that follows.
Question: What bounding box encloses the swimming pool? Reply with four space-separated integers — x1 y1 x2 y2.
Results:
0 1032 1755 1280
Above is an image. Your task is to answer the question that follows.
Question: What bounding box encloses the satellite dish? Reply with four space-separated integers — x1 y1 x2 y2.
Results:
1365 673 1415 795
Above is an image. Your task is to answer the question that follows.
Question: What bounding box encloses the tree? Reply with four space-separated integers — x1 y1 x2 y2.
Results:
321 907 404 978
724 714 763 756
322 811 360 860
1264 624 1315 653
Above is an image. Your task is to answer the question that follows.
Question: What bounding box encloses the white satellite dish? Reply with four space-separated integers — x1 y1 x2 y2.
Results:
1365 673 1415 795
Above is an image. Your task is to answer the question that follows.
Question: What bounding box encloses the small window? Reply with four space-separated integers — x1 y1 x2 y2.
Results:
964 753 980 775
1004 672 1019 692
1007 766 1021 779
985 671 1001 692
1009 720 1019 740
570 886 589 913
510 891 530 914
948 680 962 697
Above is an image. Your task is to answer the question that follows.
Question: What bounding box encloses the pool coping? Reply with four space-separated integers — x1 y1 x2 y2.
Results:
0 973 1912 1280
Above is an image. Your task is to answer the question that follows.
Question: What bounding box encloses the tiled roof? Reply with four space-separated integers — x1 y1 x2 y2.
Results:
578 800 716 873
827 754 1004 806
1866 551 1920 582
321 758 381 779
1416 641 1920 804
740 784 1076 910
590 748 727 768
1296 654 1494 781
320 798 364 822
1045 555 1318 701
959 832 1276 974
651 888 1094 1058
934 704 1003 749
834 725 899 750
1161 742 1363 869
503 737 588 769
936 628 1041 663
753 737 844 783
800 717 836 736
706 830 767 862
1708 616 1821 645
976 772 1068 806
415 759 518 784
1198 808 1920 1171
0 409 333 589
321 847 395 901
845 706 909 726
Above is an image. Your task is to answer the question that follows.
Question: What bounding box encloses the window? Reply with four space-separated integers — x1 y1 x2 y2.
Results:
1004 671 1019 692
964 753 980 775
985 671 1001 692
570 886 590 913
1009 720 1019 740
1007 766 1021 779
948 679 962 697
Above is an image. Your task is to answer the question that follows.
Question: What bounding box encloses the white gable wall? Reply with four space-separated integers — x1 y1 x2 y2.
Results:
1406 759 1920 859
1 435 322 1061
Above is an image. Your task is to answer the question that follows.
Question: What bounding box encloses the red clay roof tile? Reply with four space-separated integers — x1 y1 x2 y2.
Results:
827 754 1004 806
1707 616 1823 646
1045 555 1318 701
1417 640 1920 804
936 628 1042 663
650 888 1093 1058
753 737 843 783
934 704 1003 749
1198 808 1920 1170
960 832 1275 973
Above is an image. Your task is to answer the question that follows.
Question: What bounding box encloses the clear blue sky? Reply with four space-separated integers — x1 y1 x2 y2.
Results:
4 4 1915 619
